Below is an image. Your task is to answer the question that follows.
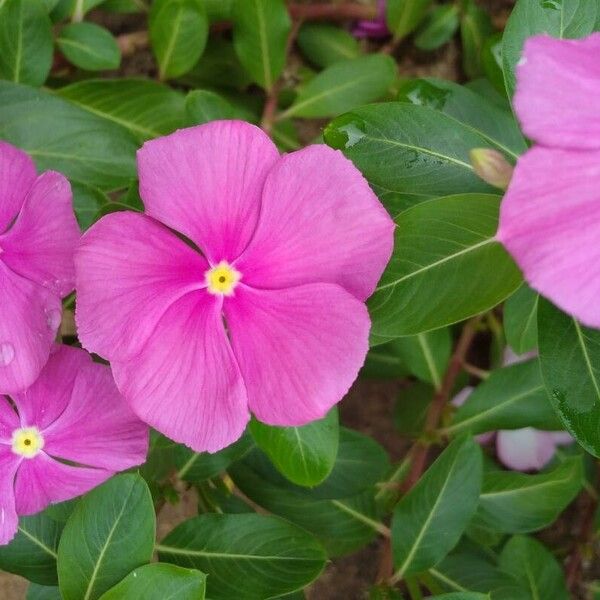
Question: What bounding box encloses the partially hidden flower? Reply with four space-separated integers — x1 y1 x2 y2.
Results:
75 121 394 453
497 33 600 328
352 0 390 39
0 141 80 393
0 344 148 545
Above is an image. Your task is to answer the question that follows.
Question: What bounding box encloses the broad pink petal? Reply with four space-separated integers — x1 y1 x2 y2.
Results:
76 212 208 361
0 172 79 297
496 428 558 472
0 262 61 394
138 121 280 263
224 283 370 425
0 142 36 234
14 452 111 515
235 146 394 301
43 347 148 471
0 396 19 443
112 291 249 453
514 34 600 150
497 146 600 328
0 448 20 544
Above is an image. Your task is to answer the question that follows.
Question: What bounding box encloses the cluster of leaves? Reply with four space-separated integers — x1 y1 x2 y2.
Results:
1 0 600 598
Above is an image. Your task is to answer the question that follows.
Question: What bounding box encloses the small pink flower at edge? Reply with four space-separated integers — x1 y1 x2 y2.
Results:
0 142 80 394
75 121 395 454
496 33 600 328
352 0 390 39
0 344 149 545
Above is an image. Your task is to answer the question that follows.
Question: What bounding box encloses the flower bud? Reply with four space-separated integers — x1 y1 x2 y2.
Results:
469 148 514 190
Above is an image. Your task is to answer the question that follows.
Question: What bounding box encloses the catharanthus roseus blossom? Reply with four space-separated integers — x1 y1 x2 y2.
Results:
75 121 394 453
0 142 80 393
497 33 600 328
352 0 389 39
0 345 148 545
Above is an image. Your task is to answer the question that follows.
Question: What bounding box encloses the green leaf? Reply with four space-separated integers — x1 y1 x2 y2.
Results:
101 0 147 12
361 342 408 378
460 1 493 79
474 457 583 533
415 5 460 51
481 33 506 95
502 0 599 97
150 0 209 80
232 0 291 91
394 381 433 437
499 536 568 600
98 564 206 600
324 103 508 215
50 0 105 20
0 81 137 190
157 514 326 600
367 194 521 338
26 585 62 600
203 0 233 21
504 285 539 355
0 0 53 85
0 511 62 585
57 23 121 71
281 55 395 119
184 89 256 125
538 299 600 457
391 436 483 579
297 23 361 68
56 79 186 142
250 409 339 487
429 594 490 600
71 180 109 230
58 474 156 600
387 0 434 40
446 359 560 436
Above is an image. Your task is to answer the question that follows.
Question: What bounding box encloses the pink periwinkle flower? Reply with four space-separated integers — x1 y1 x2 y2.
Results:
353 0 390 39
497 33 600 328
0 344 148 545
0 142 80 393
75 121 394 453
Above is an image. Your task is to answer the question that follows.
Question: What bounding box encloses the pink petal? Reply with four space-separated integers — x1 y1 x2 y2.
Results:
40 346 148 471
137 121 280 263
235 145 394 301
0 142 36 234
0 172 79 297
224 283 370 425
112 291 249 453
0 448 20 544
496 428 558 472
0 396 19 443
14 452 111 515
75 211 208 361
0 262 61 394
514 34 600 150
550 431 574 446
497 146 600 328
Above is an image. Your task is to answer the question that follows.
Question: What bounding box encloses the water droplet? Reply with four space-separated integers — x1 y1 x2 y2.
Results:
398 80 450 111
540 0 561 9
45 308 62 331
323 114 366 150
0 342 15 367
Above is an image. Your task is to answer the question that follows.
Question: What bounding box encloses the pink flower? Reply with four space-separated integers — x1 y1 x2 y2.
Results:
0 142 80 393
75 121 394 453
353 0 390 39
497 33 600 328
0 344 148 545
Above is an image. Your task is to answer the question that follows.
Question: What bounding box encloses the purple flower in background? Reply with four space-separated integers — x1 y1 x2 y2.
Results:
353 0 390 39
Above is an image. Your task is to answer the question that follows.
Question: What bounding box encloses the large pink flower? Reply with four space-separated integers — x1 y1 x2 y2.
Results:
75 121 394 453
0 142 80 393
497 33 600 328
0 344 148 545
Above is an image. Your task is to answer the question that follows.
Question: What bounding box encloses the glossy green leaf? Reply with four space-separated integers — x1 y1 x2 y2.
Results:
57 23 121 71
361 342 408 378
50 0 105 20
56 79 186 142
203 0 233 20
150 0 209 80
157 514 326 600
58 474 156 600
26 585 62 600
391 436 483 579
99 564 206 600
475 457 583 533
297 23 361 68
386 0 434 40
538 299 600 457
367 194 521 337
272 119 300 151
415 5 459 50
504 285 539 354
499 536 568 600
231 0 291 90
186 89 237 124
0 81 137 190
0 0 52 86
502 0 599 97
250 409 339 487
282 54 395 119
481 33 505 94
0 511 63 585
460 1 493 79
446 359 560 436
71 180 109 230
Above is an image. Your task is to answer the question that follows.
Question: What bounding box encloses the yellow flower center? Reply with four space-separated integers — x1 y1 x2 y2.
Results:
12 427 44 459
205 261 241 296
